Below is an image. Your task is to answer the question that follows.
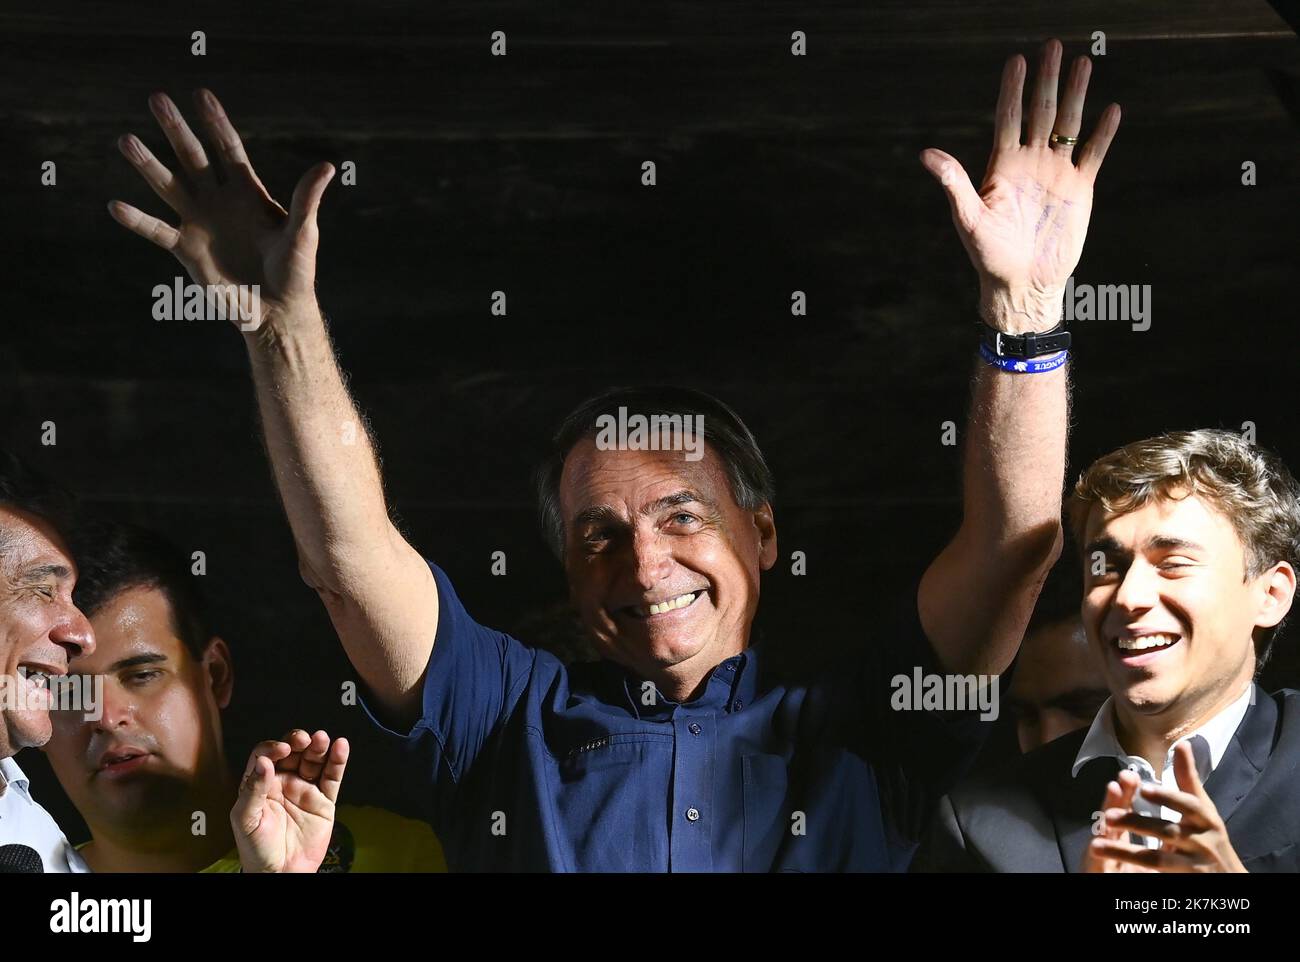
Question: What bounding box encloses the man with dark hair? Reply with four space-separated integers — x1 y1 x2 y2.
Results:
0 449 96 872
71 520 212 660
1005 548 1108 753
0 453 352 872
919 429 1300 872
108 39 1120 869
43 520 446 873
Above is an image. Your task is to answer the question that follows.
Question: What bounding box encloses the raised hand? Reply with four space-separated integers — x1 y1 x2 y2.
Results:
231 729 350 874
108 89 334 331
921 38 1121 331
1087 742 1248 873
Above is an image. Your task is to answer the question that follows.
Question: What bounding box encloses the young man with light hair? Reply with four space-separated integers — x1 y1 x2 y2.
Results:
919 429 1300 872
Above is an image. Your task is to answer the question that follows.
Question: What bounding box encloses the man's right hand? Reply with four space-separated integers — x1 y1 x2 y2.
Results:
108 89 438 725
108 89 334 332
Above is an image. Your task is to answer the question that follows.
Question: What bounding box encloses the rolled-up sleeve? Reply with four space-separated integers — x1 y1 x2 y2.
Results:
358 561 539 826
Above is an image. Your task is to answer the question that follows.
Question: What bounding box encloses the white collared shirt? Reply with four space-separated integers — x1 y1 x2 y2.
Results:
1071 683 1255 848
0 754 88 873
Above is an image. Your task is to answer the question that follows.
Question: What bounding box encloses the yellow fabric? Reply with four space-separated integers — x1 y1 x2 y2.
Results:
77 804 447 873
200 804 447 873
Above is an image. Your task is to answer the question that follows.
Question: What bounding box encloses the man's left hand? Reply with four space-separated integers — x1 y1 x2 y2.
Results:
1088 741 1247 873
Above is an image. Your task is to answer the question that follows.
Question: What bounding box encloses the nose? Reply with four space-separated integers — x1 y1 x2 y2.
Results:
94 681 134 733
630 526 673 591
51 602 96 659
1112 558 1159 615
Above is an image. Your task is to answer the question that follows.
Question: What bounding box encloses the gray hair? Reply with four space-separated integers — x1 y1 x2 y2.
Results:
534 386 775 560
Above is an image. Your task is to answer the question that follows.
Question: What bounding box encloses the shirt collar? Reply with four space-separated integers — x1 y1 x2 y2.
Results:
601 645 757 719
1071 683 1255 779
0 755 32 802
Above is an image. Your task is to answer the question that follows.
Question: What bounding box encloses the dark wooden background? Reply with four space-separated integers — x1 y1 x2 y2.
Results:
2 0 1297 838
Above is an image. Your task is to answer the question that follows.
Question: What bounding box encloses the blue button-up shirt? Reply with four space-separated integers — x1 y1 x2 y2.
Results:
363 562 996 871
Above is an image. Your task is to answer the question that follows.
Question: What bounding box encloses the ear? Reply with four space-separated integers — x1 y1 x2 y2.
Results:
200 636 235 710
753 503 778 571
1253 561 1296 630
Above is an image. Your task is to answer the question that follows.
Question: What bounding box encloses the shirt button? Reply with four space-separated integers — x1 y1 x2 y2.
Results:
689 723 702 735
732 700 743 711
685 807 700 822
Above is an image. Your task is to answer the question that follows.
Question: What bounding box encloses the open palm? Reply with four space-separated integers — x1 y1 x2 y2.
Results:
108 89 334 329
231 729 349 873
922 40 1121 328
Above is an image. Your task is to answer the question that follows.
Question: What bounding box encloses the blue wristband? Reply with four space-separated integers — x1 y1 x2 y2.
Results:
978 342 1069 374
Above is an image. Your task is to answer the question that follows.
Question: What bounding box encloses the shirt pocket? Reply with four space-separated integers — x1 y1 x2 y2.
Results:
742 752 790 872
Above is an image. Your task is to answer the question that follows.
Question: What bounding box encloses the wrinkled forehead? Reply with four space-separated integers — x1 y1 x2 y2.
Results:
0 505 76 580
558 437 731 519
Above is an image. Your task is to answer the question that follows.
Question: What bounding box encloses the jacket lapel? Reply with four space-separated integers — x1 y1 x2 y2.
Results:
1204 684 1276 824
1052 755 1119 873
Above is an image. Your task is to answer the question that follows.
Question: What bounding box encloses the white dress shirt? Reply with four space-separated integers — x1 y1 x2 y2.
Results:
0 754 88 873
1071 683 1255 848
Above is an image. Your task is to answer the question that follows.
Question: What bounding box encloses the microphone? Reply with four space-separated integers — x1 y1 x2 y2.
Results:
0 843 45 873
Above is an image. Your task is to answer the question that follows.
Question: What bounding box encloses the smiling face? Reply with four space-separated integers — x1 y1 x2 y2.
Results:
559 437 776 699
0 506 96 757
44 584 231 833
1081 492 1293 729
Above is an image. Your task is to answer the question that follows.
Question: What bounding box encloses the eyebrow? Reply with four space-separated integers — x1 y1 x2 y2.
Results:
106 653 168 673
1084 535 1206 556
571 490 714 530
17 563 73 583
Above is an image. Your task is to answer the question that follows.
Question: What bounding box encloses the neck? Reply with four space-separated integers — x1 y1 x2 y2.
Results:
653 642 746 704
81 771 238 873
1113 677 1252 771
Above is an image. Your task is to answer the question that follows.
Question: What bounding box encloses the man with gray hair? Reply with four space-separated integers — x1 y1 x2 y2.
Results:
0 452 354 873
108 38 1119 869
0 450 96 872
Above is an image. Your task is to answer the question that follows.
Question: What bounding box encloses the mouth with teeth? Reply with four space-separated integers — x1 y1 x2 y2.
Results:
16 664 60 706
1112 632 1182 664
619 590 708 620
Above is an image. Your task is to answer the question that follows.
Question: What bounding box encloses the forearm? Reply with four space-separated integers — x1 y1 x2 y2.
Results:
241 299 437 714
242 299 393 581
963 287 1069 546
919 292 1067 675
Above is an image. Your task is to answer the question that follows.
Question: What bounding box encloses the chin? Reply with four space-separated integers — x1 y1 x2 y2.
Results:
1115 681 1181 716
636 631 709 668
7 711 53 751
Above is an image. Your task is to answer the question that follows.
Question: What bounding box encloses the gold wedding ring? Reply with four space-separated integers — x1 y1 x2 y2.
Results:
1049 132 1079 147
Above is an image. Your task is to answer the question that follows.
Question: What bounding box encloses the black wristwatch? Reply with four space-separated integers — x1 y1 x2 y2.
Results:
978 319 1071 358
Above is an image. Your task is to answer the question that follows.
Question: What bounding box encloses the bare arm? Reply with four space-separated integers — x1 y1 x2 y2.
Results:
242 303 438 722
916 39 1121 675
109 90 437 721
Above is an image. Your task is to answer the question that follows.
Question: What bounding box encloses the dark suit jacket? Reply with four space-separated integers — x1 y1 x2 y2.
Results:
914 685 1300 872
